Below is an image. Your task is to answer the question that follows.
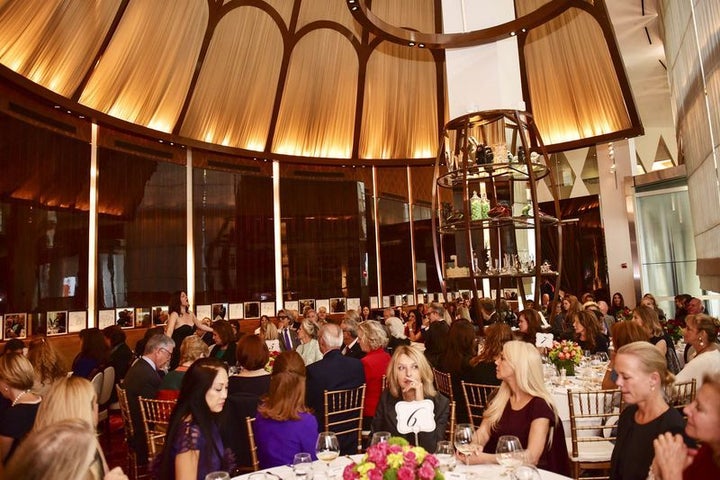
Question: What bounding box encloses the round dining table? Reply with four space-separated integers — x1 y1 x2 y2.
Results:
231 453 572 480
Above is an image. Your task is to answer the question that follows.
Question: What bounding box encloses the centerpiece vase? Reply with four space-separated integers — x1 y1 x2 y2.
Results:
554 360 575 377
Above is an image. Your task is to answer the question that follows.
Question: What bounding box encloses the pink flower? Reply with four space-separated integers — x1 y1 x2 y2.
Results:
368 467 384 480
423 456 439 469
418 463 436 480
397 466 415 480
343 465 359 480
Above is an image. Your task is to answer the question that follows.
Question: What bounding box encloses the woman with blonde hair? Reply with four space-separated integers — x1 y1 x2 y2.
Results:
259 318 280 353
610 341 685 480
296 318 322 366
5 419 127 480
33 376 97 432
0 352 42 464
465 341 570 475
674 314 720 390
26 335 67 397
357 320 391 426
641 293 667 322
372 345 449 452
157 335 209 400
254 351 318 468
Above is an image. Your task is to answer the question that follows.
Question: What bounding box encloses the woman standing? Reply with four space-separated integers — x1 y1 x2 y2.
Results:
357 320 391 427
652 373 720 479
464 341 570 475
159 358 232 480
573 310 609 353
165 291 213 369
674 314 720 389
609 342 685 480
296 319 322 366
372 345 449 452
254 351 318 468
209 320 237 366
0 353 42 464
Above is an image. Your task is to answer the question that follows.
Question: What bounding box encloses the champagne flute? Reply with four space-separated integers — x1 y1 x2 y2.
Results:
316 432 340 476
293 452 313 480
495 435 524 477
453 423 476 466
370 431 391 446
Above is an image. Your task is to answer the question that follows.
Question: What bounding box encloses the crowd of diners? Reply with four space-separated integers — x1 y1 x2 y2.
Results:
0 289 717 479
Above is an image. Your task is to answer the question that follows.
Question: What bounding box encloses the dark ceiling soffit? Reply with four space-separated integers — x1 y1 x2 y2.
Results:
347 0 576 49
1 66 437 167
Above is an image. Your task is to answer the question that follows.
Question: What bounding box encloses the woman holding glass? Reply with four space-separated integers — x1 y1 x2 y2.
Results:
462 341 570 476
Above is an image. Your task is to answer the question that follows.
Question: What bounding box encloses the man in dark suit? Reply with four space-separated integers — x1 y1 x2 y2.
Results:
278 310 300 351
123 333 175 464
340 316 365 360
306 323 365 454
423 302 449 368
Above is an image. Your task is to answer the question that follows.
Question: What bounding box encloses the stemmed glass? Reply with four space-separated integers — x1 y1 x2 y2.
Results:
435 441 457 473
453 423 476 466
316 432 340 476
370 431 391 446
495 435 524 477
293 453 313 480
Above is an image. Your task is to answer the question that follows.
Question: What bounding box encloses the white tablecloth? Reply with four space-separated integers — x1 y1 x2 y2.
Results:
549 375 606 436
231 453 572 480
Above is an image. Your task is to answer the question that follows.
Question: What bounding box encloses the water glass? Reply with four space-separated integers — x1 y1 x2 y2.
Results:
495 435 524 476
205 472 230 480
370 431 391 446
293 452 314 480
512 465 542 480
435 441 456 472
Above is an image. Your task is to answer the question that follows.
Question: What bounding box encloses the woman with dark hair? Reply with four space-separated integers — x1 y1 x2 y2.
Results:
572 310 609 354
517 309 544 345
438 319 477 424
71 328 109 379
609 292 626 319
254 351 318 468
134 326 164 358
552 294 582 340
102 325 134 385
405 309 426 343
165 290 213 369
463 323 513 385
159 357 232 479
209 320 237 366
633 305 681 373
641 293 667 322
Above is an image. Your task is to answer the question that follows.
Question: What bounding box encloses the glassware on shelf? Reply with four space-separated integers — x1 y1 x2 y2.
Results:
492 143 508 163
480 192 490 219
470 191 483 221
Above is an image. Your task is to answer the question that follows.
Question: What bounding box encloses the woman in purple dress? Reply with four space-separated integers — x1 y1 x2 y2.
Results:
254 351 318 468
463 341 570 476
159 357 232 480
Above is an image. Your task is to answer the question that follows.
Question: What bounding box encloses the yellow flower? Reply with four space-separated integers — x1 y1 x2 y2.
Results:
387 452 404 469
410 446 427 464
357 461 376 476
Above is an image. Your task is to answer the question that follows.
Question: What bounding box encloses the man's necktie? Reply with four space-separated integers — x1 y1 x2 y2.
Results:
285 328 292 350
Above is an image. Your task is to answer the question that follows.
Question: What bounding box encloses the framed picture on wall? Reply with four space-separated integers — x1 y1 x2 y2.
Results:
211 303 229 320
98 310 115 330
346 298 360 312
503 288 518 300
115 308 134 328
330 298 346 313
299 299 315 314
46 311 67 336
260 302 275 317
244 302 260 319
195 305 212 322
315 299 330 314
284 300 299 313
135 308 152 328
4 313 27 340
370 296 379 309
228 303 244 320
152 306 169 325
68 311 87 333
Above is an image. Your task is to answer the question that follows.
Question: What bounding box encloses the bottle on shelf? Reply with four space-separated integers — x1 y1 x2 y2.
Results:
470 191 483 220
480 191 490 219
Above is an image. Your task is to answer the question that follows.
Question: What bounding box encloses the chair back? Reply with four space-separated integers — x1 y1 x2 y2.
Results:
138 397 177 459
566 389 622 480
432 368 454 402
91 371 104 400
323 384 366 454
667 378 696 416
116 384 134 438
99 366 116 406
446 401 456 441
461 381 499 429
246 416 259 472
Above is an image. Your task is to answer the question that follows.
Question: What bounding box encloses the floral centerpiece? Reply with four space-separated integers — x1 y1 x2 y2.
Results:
343 437 443 480
661 318 684 344
617 307 633 321
265 350 280 373
547 340 583 376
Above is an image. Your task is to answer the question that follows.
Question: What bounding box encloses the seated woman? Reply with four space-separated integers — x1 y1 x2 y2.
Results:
209 320 237 366
5 419 127 480
602 321 649 390
71 328 109 379
633 305 681 374
464 341 570 476
159 358 233 479
652 372 720 479
437 319 476 424
463 323 513 386
357 320 391 428
517 309 544 346
259 318 281 353
254 351 318 468
405 309 427 343
673 314 720 389
33 376 97 432
0 352 42 464
26 336 67 398
572 310 609 354
372 345 449 452
296 318 322 366
610 341 685 480
157 335 209 401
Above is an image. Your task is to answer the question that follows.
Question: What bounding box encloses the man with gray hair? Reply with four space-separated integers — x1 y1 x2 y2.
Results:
340 314 365 359
306 323 365 454
424 302 449 368
124 333 175 464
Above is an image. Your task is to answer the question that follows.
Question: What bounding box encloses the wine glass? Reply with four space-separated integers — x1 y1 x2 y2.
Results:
205 472 230 480
370 431 391 446
316 432 340 475
435 440 456 473
293 452 313 480
453 423 476 466
495 435 524 477
512 465 542 480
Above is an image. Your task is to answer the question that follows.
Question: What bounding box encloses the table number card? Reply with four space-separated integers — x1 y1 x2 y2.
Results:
536 332 554 348
394 399 437 434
